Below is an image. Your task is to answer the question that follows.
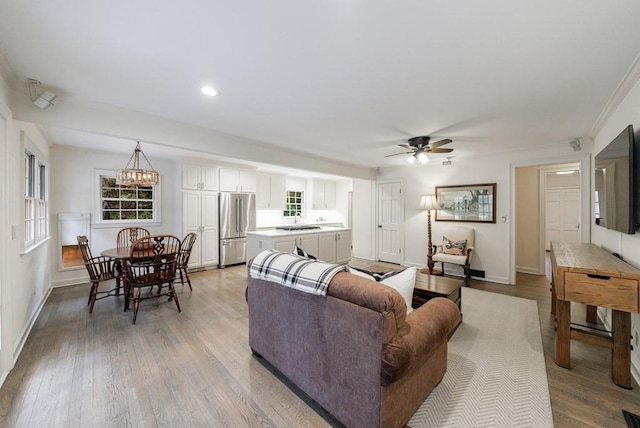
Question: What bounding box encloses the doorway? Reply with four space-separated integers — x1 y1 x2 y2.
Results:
514 161 586 279
377 181 403 264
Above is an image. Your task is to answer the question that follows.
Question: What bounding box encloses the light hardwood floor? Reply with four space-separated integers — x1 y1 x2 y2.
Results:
0 260 639 427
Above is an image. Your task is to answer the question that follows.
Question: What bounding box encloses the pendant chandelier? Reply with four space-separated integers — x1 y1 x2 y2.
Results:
116 142 159 186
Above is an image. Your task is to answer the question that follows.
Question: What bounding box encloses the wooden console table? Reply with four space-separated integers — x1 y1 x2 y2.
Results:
550 241 639 389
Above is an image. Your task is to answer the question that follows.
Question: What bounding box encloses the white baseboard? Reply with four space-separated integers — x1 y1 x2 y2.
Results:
51 275 88 288
13 286 52 365
516 266 542 275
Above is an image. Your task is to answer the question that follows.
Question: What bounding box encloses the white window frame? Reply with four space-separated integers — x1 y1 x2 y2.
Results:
94 169 161 227
23 133 49 251
283 190 304 217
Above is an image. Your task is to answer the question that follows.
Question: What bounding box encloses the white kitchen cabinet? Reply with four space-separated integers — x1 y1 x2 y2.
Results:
182 163 217 191
336 230 352 263
256 172 286 210
246 229 350 263
246 232 320 260
246 235 271 261
312 179 336 210
182 190 219 268
220 167 256 192
318 233 337 263
273 233 318 256
318 230 352 264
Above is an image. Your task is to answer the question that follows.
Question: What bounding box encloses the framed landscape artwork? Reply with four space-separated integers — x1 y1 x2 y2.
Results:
435 183 496 223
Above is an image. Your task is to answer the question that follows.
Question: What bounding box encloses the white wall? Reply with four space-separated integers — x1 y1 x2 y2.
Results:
377 143 586 284
49 145 181 287
1 116 53 380
591 67 640 384
352 178 375 260
515 166 540 273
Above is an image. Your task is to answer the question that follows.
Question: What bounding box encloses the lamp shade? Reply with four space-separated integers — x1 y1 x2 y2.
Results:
418 194 441 210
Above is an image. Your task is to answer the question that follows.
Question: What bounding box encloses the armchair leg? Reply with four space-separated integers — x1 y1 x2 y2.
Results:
464 264 471 286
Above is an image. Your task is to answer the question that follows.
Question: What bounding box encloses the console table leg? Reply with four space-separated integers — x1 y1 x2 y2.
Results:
612 310 632 389
556 300 571 368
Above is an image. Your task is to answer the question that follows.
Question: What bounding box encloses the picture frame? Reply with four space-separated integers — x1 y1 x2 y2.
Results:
435 183 496 223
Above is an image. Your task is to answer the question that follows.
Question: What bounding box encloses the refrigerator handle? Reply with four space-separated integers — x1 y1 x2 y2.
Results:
238 199 246 232
236 198 240 233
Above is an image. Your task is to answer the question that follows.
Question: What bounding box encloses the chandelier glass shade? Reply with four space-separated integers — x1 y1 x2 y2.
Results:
116 142 159 186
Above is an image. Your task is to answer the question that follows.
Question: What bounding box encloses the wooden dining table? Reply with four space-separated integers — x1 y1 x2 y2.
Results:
100 246 156 310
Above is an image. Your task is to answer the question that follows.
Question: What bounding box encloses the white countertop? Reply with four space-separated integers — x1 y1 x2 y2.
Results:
247 226 351 237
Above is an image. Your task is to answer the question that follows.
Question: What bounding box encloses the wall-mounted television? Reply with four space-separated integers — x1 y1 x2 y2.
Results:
594 124 638 234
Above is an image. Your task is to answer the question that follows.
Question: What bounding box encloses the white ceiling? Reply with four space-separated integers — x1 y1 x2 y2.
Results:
2 1 640 170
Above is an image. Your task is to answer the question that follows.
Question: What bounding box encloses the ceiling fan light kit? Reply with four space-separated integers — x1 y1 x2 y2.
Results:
387 135 453 165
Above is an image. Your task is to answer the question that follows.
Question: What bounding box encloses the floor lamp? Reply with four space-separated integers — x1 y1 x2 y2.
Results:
418 194 441 275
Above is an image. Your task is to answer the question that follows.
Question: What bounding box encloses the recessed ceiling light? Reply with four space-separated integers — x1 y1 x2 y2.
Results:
201 86 218 96
556 171 575 175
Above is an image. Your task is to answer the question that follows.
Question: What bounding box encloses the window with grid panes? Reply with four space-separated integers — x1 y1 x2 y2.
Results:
24 149 48 248
99 175 157 222
283 190 303 217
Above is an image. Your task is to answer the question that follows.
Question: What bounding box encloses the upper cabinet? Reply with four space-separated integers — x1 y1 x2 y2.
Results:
256 172 286 210
220 167 256 193
312 179 336 210
182 163 218 191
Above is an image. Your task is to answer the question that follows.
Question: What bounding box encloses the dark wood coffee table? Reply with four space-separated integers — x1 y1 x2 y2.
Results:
413 272 463 335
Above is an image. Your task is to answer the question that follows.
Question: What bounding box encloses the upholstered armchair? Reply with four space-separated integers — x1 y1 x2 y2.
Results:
430 226 474 285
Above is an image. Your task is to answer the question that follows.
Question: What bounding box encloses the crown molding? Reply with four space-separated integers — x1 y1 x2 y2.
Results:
590 52 640 138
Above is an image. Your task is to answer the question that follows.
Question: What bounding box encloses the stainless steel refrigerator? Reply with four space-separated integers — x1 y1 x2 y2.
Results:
219 192 256 268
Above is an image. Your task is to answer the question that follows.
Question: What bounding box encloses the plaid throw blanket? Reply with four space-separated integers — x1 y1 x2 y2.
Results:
249 250 346 296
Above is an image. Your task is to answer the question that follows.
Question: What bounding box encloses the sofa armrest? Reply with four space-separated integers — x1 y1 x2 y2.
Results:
381 297 460 385
403 297 460 358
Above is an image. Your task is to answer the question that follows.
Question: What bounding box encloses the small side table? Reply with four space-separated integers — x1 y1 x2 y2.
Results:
413 272 463 336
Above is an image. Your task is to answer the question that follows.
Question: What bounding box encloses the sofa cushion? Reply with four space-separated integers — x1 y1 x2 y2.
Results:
347 266 416 315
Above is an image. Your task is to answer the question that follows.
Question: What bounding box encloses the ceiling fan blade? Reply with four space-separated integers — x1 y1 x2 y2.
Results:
384 151 413 158
429 147 454 153
430 138 453 148
397 143 412 149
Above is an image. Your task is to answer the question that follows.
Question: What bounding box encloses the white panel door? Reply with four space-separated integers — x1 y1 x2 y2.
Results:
201 192 219 265
182 191 202 266
546 188 580 250
378 182 403 264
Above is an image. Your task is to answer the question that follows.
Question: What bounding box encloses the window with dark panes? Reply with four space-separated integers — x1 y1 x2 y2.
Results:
283 190 303 217
100 176 156 221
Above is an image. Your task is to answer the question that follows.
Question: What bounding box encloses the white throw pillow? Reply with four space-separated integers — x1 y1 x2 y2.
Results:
347 266 416 314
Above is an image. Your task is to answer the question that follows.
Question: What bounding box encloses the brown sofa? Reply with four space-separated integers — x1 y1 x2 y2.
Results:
246 262 461 428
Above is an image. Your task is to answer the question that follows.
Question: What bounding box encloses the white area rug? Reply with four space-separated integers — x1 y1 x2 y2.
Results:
408 287 553 428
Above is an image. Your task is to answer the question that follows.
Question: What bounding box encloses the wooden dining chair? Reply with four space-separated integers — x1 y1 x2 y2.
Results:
77 235 123 313
176 233 197 291
125 234 182 324
116 227 150 248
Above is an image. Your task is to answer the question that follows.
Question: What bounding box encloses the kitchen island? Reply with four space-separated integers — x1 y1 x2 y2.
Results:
246 226 352 264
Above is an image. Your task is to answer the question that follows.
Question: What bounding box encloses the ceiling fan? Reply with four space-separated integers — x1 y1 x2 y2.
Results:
385 136 453 164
